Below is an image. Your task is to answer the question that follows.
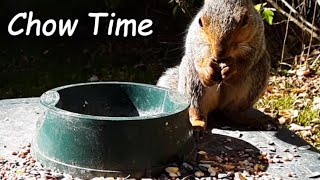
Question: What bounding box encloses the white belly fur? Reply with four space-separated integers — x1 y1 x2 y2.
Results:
201 76 252 114
200 84 220 115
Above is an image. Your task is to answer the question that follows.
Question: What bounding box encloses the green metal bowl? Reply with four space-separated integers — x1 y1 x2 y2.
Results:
32 82 195 178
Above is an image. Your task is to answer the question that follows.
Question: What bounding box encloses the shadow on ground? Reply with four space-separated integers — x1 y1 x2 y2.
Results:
196 133 269 175
204 108 320 158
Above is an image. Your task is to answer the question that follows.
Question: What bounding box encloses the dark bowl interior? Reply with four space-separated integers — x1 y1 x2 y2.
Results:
52 83 186 118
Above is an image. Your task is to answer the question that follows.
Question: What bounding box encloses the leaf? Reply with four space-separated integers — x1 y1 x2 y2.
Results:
173 6 178 16
254 4 263 12
254 3 267 12
291 88 306 94
262 8 274 25
279 109 299 119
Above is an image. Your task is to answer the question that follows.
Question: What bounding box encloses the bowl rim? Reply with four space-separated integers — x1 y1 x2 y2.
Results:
40 81 190 121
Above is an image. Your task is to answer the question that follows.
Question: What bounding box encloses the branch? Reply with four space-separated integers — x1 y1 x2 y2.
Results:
266 0 320 41
279 0 320 33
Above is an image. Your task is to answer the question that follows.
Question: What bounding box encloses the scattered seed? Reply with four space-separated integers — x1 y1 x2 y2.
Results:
217 173 229 179
224 146 233 151
0 139 310 180
208 167 216 176
283 148 290 152
240 154 249 158
287 172 297 177
233 172 241 180
261 152 268 156
268 141 275 145
198 151 207 155
254 164 264 171
34 162 43 168
273 158 280 163
274 154 281 158
293 154 301 157
298 145 311 150
198 164 211 168
244 148 253 153
269 147 276 152
52 172 64 178
169 172 178 178
16 169 24 174
194 171 204 177
165 167 179 174
224 164 235 171
235 131 243 138
215 156 223 162
182 162 193 171
287 154 294 161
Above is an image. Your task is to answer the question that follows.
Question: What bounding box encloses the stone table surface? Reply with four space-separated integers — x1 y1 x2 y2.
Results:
0 98 320 179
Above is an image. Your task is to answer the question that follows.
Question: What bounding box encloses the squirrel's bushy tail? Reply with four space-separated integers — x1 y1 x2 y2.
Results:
156 66 179 90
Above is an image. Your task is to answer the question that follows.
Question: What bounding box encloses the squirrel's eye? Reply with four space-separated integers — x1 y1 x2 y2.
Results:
198 18 203 27
240 14 249 27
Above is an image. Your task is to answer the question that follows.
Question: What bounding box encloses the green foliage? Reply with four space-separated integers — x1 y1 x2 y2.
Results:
172 6 178 16
169 0 200 17
263 8 275 25
255 3 275 25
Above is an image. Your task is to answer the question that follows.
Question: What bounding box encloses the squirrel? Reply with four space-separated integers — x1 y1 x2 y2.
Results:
157 0 271 131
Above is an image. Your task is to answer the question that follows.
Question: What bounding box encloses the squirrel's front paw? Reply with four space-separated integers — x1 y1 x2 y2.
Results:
220 62 237 80
198 67 215 87
198 61 222 87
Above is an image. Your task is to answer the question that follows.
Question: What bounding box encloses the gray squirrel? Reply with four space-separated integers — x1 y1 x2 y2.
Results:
157 0 271 131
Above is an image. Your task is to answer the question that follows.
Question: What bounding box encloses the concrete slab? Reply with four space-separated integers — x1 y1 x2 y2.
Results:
0 98 320 179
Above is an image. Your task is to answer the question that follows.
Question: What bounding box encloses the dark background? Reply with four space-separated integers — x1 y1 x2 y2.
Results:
1 0 317 99
0 0 201 99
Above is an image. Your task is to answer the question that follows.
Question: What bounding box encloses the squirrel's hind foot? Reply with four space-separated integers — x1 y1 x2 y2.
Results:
189 107 207 129
189 107 208 141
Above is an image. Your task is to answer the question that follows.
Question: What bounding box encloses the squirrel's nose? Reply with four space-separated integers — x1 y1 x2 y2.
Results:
212 45 230 62
212 54 230 63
